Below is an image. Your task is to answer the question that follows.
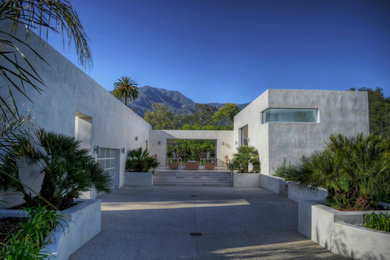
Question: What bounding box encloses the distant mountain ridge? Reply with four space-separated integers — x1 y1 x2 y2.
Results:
125 86 248 117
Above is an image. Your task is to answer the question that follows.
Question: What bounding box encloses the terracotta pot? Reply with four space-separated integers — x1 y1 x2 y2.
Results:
185 161 199 170
205 162 215 170
168 162 179 169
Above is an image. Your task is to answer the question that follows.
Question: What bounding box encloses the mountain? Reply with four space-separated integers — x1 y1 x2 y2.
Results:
124 86 248 117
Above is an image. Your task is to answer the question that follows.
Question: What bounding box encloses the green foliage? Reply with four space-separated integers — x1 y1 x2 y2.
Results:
212 103 240 128
0 205 66 259
193 104 217 126
232 146 260 173
0 0 91 117
350 87 390 140
144 103 179 129
113 76 139 105
363 212 390 232
284 134 390 210
19 129 112 209
0 112 37 201
181 124 231 130
167 140 215 162
144 102 241 130
126 147 159 172
274 160 301 181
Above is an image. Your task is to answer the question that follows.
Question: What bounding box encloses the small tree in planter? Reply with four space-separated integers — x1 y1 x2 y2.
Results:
232 146 260 173
204 159 215 170
9 129 112 210
277 134 390 210
168 158 179 170
126 148 159 172
125 148 159 186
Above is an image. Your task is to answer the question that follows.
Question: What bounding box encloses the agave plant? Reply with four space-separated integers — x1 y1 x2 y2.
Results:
126 147 159 172
231 145 260 173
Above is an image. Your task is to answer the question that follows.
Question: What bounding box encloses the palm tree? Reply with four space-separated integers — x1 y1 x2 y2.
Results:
113 76 139 105
0 0 92 118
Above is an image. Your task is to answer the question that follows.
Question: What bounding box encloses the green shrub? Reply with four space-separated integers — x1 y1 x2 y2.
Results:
126 147 159 172
232 146 260 173
363 212 390 232
38 130 111 209
285 134 390 210
274 160 301 181
14 129 112 210
1 205 66 259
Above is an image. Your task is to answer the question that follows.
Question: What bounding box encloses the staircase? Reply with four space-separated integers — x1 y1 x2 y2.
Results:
154 170 232 186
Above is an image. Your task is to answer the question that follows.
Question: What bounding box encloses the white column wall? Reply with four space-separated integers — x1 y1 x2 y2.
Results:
0 23 151 207
233 91 269 174
149 130 234 167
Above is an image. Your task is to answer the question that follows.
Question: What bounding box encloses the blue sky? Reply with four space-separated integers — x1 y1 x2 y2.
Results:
48 0 390 103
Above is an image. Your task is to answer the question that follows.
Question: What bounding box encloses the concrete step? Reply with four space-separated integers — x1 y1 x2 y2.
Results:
154 171 232 186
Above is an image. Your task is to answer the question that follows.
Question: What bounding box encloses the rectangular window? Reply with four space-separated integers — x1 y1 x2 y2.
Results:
261 108 319 123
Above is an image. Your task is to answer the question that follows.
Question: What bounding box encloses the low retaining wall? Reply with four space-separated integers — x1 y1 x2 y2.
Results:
0 199 101 260
45 199 101 260
298 200 390 259
125 172 153 186
259 174 286 194
233 173 260 187
288 182 328 202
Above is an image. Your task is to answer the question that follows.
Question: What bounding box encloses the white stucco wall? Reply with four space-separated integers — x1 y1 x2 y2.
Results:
234 89 369 175
266 89 369 174
0 23 151 206
149 130 234 167
234 90 269 174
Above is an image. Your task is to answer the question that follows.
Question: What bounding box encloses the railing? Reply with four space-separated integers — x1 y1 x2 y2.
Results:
228 159 233 181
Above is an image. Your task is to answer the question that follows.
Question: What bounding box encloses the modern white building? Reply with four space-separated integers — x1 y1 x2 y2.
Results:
0 24 369 204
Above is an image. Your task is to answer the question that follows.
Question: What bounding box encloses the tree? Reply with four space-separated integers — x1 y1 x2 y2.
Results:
113 76 139 105
350 87 390 140
193 104 217 126
144 103 178 129
0 0 92 117
0 0 92 206
231 146 260 173
212 103 240 128
280 134 390 210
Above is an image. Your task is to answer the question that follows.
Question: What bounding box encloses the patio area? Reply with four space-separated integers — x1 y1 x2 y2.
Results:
70 186 344 259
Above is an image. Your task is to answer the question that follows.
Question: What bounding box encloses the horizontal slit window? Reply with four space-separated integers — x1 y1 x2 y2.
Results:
261 108 319 123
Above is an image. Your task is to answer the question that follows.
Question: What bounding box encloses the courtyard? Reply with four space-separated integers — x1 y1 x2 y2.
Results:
70 186 344 259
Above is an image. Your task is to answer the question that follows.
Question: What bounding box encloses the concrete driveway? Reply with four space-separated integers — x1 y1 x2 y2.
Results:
70 186 344 259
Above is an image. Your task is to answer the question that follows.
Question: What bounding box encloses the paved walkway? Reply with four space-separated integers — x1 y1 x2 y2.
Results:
70 186 344 259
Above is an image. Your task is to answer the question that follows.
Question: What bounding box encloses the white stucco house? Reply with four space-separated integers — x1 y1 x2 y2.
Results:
0 24 369 205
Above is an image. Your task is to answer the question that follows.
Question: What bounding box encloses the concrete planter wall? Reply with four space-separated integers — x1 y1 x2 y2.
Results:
0 199 101 260
125 172 153 186
288 182 328 202
298 200 390 259
233 173 260 187
259 174 287 194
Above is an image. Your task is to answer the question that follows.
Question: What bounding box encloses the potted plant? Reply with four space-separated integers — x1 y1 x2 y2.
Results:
185 160 199 170
168 158 179 170
125 147 159 186
2 129 111 210
231 146 260 173
231 146 261 187
0 129 110 259
279 134 390 259
204 159 215 170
